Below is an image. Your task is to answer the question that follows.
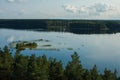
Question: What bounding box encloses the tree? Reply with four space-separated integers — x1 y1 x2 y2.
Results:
65 52 83 80
103 68 116 80
27 54 38 80
90 65 103 80
0 48 3 67
12 50 28 80
36 54 49 80
0 46 13 80
113 68 118 80
0 46 120 80
82 70 91 80
48 58 64 80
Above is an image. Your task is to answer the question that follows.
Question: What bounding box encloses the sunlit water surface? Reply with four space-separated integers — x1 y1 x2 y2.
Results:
1 29 120 74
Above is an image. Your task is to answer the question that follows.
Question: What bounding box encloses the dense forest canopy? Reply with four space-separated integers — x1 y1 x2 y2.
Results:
0 46 120 80
0 19 120 34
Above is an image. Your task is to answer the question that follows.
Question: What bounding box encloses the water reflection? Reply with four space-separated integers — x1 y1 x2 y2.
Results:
0 29 120 74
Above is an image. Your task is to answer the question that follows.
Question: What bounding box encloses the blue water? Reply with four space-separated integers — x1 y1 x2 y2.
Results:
1 29 120 74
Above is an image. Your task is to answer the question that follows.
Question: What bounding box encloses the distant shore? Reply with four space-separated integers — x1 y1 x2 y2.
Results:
0 19 120 34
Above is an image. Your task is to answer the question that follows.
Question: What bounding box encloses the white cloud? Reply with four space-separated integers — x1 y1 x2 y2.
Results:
7 0 26 3
17 9 27 16
92 3 109 12
62 4 78 13
62 3 118 17
79 6 89 13
18 0 27 2
8 0 15 2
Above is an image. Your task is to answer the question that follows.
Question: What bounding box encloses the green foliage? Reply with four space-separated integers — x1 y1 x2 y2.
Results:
82 70 91 80
48 58 64 80
90 65 103 80
0 46 12 80
12 50 28 80
65 52 83 80
16 42 37 50
35 54 49 80
103 68 117 80
0 46 119 80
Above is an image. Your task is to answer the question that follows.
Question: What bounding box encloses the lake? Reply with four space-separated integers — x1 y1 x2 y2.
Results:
0 29 120 74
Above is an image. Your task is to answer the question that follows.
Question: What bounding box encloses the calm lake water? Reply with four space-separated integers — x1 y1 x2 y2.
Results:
0 29 120 74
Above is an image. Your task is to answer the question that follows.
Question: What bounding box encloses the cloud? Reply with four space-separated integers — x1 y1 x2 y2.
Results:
20 9 26 14
8 0 15 2
62 3 117 16
89 3 115 15
17 9 27 16
62 4 78 13
92 3 109 12
18 0 25 2
79 6 88 13
7 0 26 3
18 0 27 2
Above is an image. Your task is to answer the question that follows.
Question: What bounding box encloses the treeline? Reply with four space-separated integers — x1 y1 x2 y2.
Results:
0 19 120 34
0 19 47 29
0 46 120 80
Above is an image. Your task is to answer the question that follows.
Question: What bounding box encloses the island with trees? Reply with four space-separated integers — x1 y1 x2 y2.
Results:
16 42 37 50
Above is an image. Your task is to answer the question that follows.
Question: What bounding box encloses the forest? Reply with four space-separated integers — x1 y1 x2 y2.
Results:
0 46 120 80
0 19 120 34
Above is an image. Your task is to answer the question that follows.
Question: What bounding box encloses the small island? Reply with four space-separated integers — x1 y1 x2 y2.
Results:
16 42 37 50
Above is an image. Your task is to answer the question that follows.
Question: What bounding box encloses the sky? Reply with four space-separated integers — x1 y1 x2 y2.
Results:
0 0 120 19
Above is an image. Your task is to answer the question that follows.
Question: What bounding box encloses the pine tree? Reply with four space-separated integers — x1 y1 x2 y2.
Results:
113 68 118 80
27 54 38 80
103 68 116 80
48 58 64 80
0 46 13 80
65 52 83 80
36 54 49 80
0 48 3 67
90 65 103 80
12 50 28 80
0 48 4 80
0 46 120 80
82 70 91 80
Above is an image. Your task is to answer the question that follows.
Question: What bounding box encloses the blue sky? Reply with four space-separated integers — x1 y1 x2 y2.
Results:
0 0 120 19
